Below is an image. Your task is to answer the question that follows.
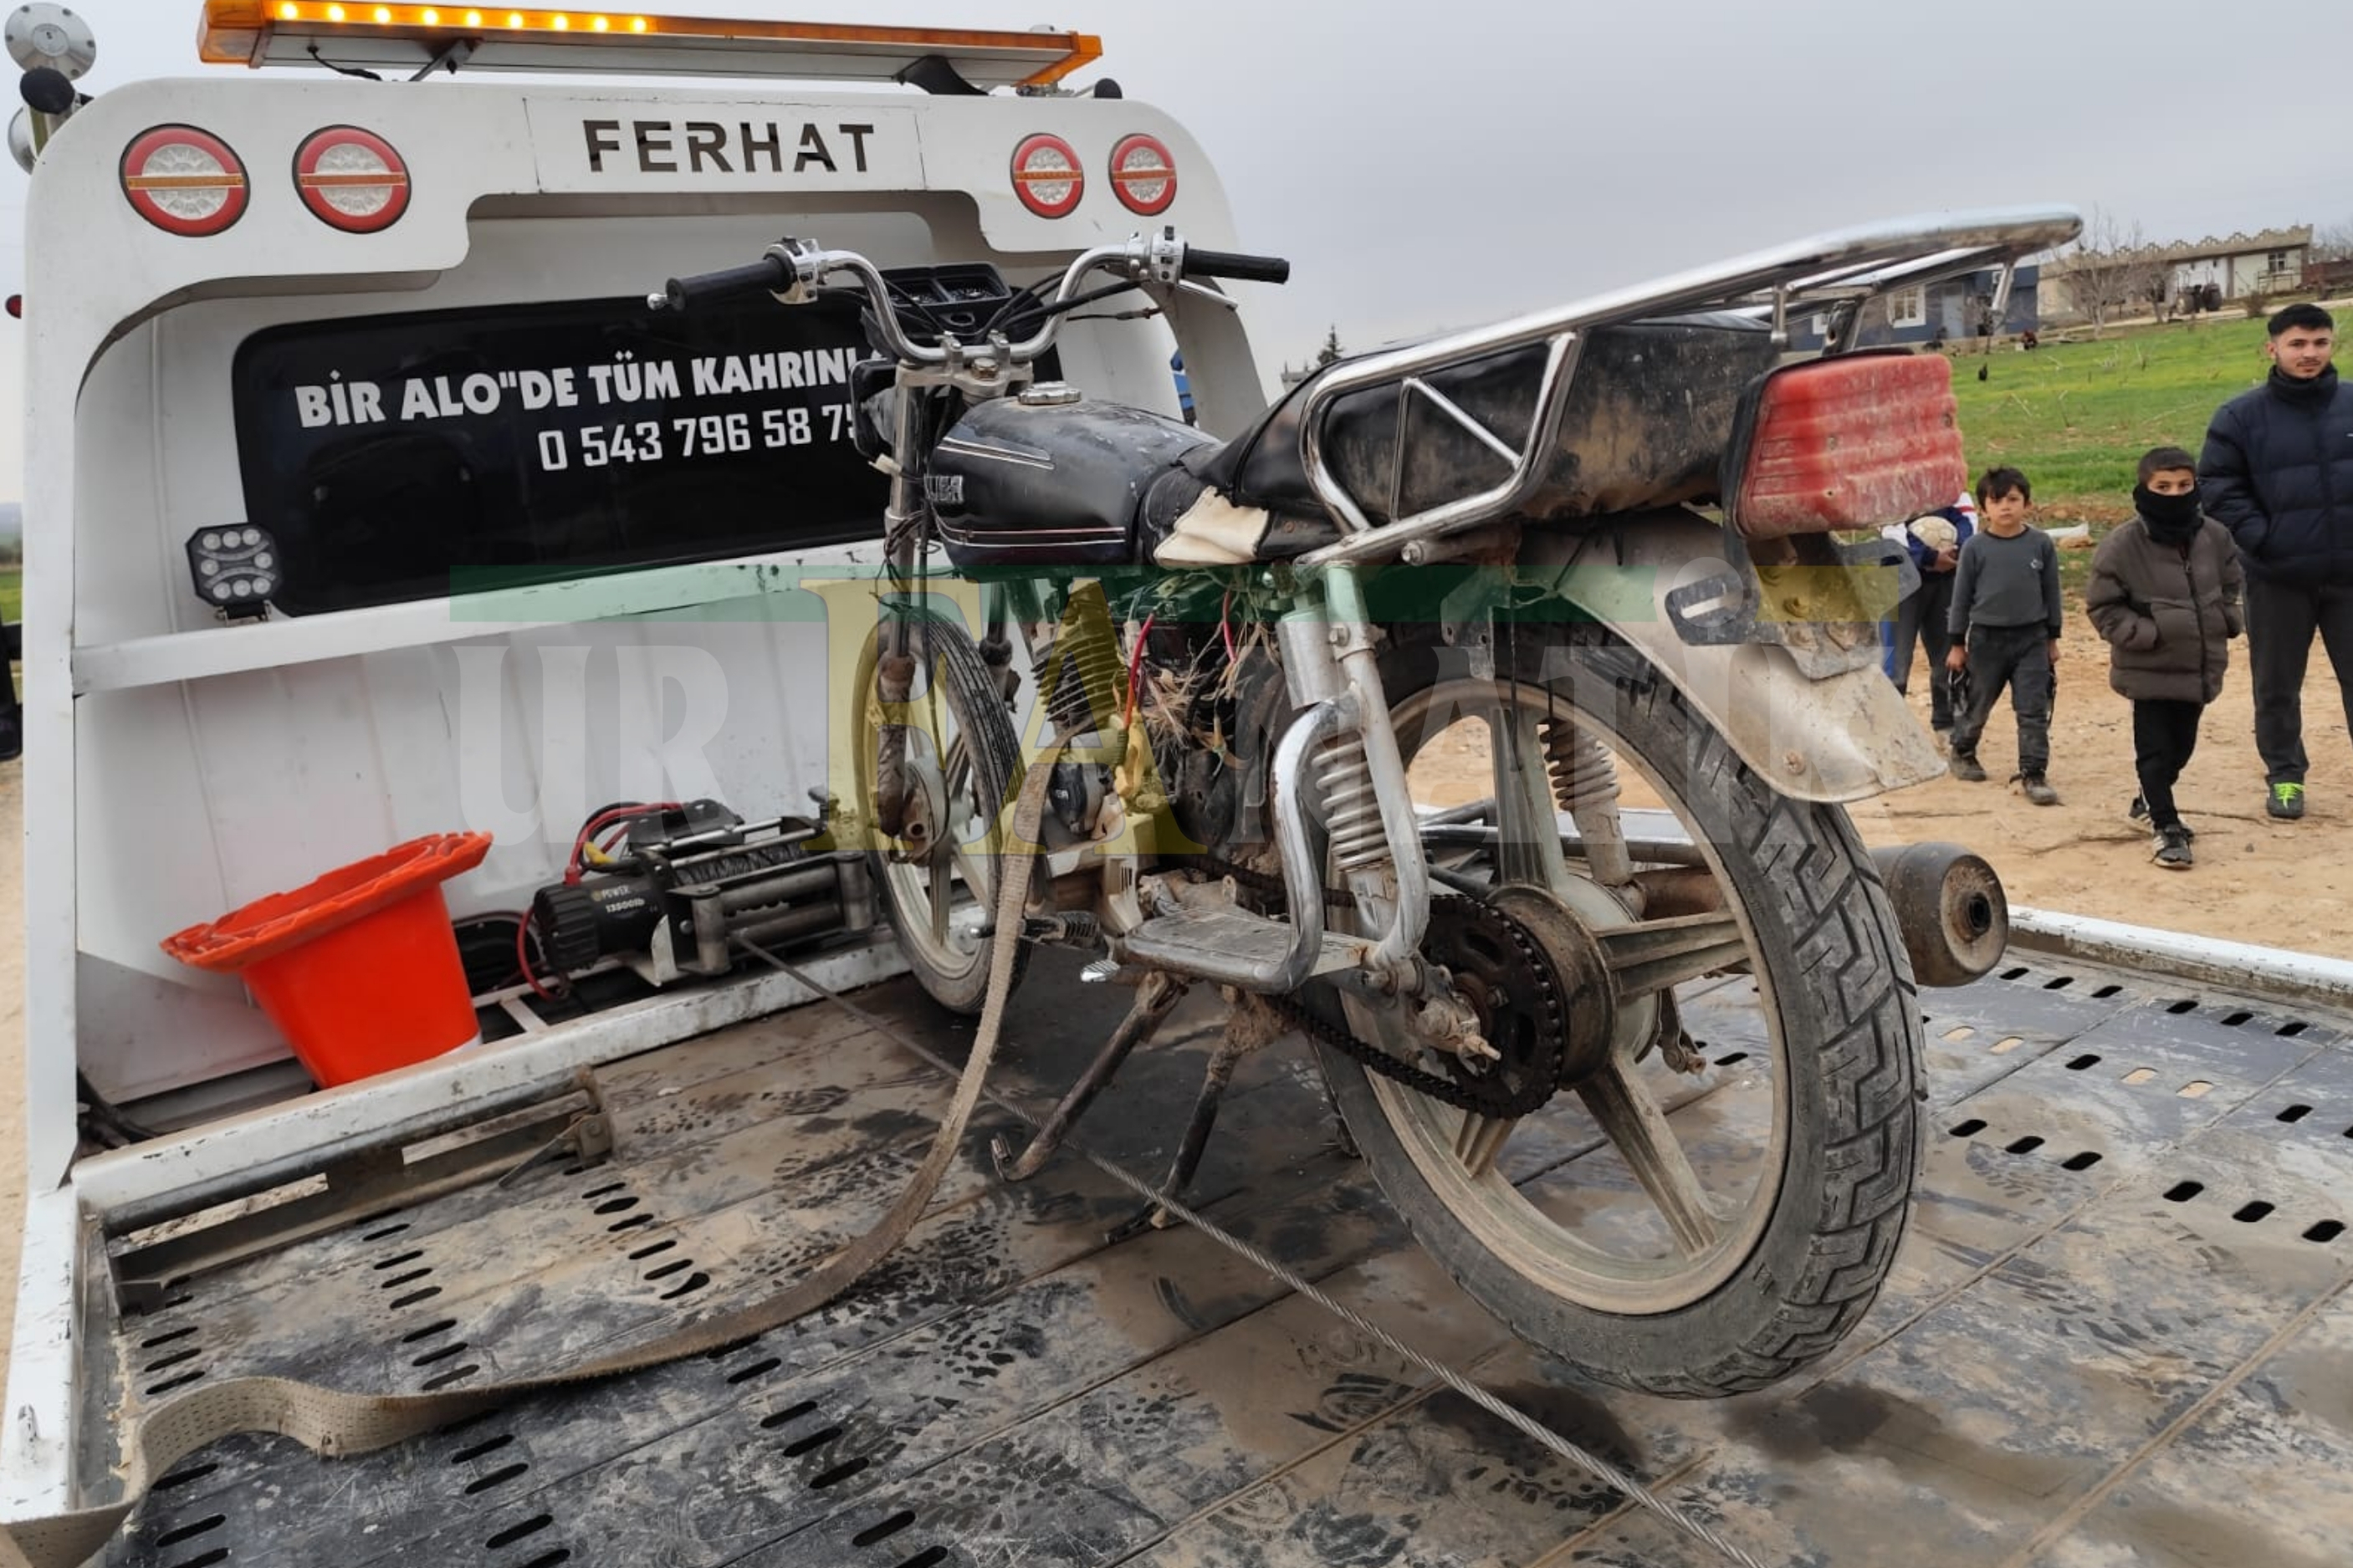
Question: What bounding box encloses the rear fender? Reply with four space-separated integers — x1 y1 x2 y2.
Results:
1522 511 1942 804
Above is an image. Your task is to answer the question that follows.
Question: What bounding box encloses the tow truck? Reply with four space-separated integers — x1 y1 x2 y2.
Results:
5 7 2353 1566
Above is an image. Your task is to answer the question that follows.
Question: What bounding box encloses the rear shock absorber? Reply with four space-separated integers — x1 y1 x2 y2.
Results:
1275 597 1396 891
1033 581 1128 737
1318 730 1389 875
1540 716 1634 886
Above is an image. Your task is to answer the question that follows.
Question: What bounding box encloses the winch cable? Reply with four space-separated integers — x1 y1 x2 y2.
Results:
0 743 1066 1568
739 971 1770 1567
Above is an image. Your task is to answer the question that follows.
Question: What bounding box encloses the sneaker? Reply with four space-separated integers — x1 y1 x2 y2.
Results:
2268 782 2306 820
2020 773 2061 806
2151 825 2194 870
1949 751 1988 783
2126 796 2195 839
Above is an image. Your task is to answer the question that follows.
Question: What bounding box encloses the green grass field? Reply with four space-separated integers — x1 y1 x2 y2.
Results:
0 567 18 626
1944 314 2278 516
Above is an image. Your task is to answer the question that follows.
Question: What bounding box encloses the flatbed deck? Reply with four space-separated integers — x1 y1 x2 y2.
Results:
90 948 2353 1568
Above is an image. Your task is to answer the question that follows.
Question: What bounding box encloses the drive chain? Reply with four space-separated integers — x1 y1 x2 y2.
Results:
1189 856 1566 1118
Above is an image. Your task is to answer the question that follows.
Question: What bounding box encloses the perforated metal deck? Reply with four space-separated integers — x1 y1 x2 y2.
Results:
90 950 2353 1568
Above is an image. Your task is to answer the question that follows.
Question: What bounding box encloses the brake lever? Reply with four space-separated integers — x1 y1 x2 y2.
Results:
1172 278 1240 312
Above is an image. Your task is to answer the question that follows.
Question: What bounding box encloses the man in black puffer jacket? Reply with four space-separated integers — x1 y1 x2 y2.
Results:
2198 303 2353 820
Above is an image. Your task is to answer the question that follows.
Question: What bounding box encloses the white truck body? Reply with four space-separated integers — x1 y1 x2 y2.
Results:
6 21 1272 1515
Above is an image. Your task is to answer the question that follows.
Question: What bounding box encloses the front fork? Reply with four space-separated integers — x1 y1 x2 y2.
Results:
872 379 932 841
1276 564 1431 974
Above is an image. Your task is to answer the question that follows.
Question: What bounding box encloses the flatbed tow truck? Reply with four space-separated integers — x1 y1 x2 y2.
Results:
5 8 2353 1567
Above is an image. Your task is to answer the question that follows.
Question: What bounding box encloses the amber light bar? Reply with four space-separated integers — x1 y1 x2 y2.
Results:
197 3 1103 88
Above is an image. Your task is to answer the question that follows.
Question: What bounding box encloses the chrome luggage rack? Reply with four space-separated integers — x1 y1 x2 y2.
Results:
1294 207 2084 568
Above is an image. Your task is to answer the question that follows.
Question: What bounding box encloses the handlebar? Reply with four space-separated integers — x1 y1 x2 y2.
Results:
650 230 1288 370
1180 248 1291 285
659 255 792 312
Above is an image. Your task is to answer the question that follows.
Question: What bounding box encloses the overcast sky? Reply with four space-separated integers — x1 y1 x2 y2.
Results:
1 0 2349 368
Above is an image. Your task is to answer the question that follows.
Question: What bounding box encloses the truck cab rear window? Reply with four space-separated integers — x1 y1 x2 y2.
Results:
231 291 891 615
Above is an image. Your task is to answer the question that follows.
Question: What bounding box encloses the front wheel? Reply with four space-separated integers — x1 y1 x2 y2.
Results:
1317 631 1923 1397
852 611 1029 1015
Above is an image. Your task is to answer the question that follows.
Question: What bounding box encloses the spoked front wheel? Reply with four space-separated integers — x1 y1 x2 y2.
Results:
852 611 1029 1014
1316 632 1922 1397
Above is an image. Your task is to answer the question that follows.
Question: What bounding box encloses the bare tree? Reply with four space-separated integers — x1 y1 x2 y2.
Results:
2313 221 2353 264
2053 207 2164 336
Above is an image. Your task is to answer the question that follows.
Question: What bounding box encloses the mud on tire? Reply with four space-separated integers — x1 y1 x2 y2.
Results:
1317 631 1924 1397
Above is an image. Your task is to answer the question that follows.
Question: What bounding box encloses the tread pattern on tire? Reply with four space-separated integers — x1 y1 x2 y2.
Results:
1327 635 1924 1398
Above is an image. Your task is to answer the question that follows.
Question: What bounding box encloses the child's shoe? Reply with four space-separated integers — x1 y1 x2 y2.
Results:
2151 825 2193 870
1949 751 1988 783
2129 797 2195 839
2019 773 2060 806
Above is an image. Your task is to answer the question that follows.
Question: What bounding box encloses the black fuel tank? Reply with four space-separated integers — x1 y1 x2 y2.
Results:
928 394 1216 567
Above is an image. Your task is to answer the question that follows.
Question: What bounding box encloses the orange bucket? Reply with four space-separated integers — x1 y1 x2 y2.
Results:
162 832 494 1088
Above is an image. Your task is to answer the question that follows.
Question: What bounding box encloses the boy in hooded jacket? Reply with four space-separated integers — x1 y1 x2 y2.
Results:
2084 446 2245 868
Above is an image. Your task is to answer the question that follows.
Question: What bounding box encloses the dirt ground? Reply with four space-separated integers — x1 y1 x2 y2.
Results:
1856 615 2353 956
1408 614 2353 958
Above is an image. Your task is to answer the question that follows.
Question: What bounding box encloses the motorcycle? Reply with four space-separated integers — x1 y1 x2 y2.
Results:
652 207 2074 1397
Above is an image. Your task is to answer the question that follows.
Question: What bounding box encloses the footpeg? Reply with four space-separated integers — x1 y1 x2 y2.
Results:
1023 911 1102 947
1123 907 1365 992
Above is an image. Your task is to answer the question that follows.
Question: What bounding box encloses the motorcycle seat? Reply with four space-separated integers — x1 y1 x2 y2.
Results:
1170 313 1778 554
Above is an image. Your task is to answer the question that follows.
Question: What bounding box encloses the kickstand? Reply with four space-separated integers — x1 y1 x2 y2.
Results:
991 971 1189 1182
1105 1028 1252 1244
1314 1057 1362 1162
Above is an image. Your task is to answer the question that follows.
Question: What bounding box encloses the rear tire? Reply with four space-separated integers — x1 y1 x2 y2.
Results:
1318 632 1923 1397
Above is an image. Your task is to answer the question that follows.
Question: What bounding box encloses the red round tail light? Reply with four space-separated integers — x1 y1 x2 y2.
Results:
1011 133 1083 219
1107 134 1176 217
294 126 412 233
120 125 248 237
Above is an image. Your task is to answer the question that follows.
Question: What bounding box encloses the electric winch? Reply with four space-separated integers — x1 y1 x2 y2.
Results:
526 799 876 988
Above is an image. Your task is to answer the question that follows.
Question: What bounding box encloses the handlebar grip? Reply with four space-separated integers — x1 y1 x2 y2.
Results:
661 255 792 311
1183 248 1291 285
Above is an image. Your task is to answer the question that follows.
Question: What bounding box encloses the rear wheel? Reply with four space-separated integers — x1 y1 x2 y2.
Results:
1316 632 1922 1397
852 612 1029 1014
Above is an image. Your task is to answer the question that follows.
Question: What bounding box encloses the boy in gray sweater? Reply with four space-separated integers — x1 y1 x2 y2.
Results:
1944 466 2064 804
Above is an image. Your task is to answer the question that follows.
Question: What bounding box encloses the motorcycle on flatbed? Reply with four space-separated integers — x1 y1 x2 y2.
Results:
657 209 2072 1396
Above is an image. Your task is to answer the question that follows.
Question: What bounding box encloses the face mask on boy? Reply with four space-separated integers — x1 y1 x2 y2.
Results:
2132 483 2202 541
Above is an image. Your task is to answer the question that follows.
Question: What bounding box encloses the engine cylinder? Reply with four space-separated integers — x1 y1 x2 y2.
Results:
1034 582 1128 737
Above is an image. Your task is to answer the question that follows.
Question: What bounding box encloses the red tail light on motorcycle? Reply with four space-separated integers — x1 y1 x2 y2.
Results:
1724 351 1966 539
